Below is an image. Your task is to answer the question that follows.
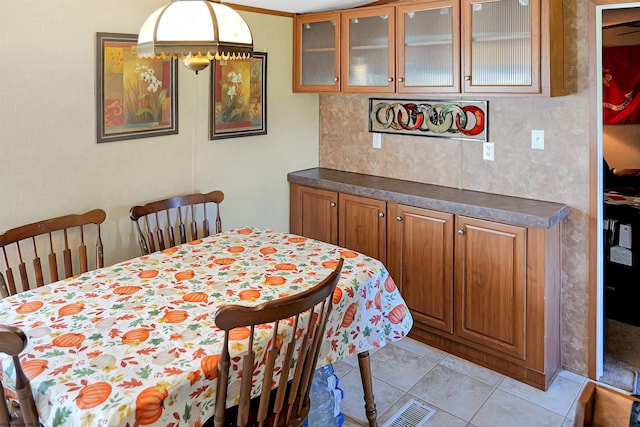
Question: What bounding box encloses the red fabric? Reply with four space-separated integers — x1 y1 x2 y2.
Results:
603 44 640 124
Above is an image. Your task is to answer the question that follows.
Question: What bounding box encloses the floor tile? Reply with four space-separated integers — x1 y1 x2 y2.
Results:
408 364 494 422
499 375 583 417
338 368 405 425
369 343 437 391
558 369 587 386
561 417 575 426
334 360 355 378
341 347 380 368
470 389 565 427
391 337 449 363
377 394 467 427
342 415 365 427
439 354 505 387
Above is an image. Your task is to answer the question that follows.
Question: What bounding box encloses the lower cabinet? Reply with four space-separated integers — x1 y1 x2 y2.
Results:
338 193 387 264
388 202 560 390
291 183 562 390
290 184 386 262
387 204 454 334
290 183 338 245
454 216 527 360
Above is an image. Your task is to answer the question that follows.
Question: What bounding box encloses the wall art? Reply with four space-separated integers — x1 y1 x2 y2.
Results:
210 52 267 140
96 32 178 143
369 98 488 142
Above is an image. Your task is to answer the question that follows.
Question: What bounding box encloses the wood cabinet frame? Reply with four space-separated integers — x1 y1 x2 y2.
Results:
293 0 565 96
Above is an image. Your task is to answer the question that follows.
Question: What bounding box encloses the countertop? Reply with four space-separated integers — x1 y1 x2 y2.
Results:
288 168 569 229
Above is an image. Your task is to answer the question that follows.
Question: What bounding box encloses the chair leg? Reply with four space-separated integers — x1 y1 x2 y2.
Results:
357 351 378 427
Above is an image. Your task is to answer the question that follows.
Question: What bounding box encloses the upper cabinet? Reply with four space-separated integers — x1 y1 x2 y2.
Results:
293 12 341 93
341 5 395 93
396 0 460 94
293 0 565 96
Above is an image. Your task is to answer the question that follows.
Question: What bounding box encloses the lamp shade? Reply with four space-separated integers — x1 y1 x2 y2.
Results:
137 0 253 65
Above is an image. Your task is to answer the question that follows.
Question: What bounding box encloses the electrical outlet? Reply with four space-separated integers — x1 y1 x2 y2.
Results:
532 129 544 150
483 142 495 161
372 133 382 149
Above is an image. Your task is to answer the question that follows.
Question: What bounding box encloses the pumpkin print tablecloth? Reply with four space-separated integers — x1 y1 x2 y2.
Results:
0 228 413 427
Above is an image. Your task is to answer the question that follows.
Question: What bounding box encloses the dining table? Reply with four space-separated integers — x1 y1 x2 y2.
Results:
0 227 413 427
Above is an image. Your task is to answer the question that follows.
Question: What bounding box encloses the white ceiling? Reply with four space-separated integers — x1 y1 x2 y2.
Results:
602 7 640 46
230 0 372 14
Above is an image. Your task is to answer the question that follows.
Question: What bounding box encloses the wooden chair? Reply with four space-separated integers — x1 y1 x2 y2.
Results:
0 209 106 296
208 258 344 427
0 325 40 426
129 190 224 255
574 381 640 426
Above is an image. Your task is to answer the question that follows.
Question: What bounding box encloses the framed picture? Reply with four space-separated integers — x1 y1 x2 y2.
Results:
210 52 267 140
369 98 488 142
96 32 178 143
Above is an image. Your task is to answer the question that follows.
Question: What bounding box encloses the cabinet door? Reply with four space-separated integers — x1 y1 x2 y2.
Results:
338 193 386 263
388 204 454 333
396 0 460 93
454 216 526 359
289 184 338 245
293 12 341 93
341 5 395 93
462 0 540 94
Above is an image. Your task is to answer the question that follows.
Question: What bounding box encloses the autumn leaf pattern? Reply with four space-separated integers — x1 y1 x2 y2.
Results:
0 228 411 426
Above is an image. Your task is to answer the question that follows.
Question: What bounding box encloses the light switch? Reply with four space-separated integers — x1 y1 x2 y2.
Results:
373 133 382 149
532 130 544 150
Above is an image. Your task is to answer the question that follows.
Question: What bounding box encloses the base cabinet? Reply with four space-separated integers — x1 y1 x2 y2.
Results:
290 183 338 245
290 181 562 390
339 193 387 264
387 204 454 334
290 184 386 262
454 216 526 360
389 203 561 390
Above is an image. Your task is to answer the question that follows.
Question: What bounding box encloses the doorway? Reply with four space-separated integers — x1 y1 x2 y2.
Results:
590 0 640 391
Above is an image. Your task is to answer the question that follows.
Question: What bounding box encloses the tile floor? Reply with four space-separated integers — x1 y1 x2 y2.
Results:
334 337 588 427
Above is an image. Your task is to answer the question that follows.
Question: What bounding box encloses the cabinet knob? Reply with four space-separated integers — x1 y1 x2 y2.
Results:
330 202 336 207
388 77 394 83
398 77 404 82
379 212 385 218
464 75 471 81
457 229 465 235
334 77 339 82
396 216 402 222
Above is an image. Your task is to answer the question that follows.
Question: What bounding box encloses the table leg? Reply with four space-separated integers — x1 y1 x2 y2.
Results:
357 351 378 427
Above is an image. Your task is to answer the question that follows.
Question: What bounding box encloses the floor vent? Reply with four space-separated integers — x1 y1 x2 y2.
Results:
382 399 436 427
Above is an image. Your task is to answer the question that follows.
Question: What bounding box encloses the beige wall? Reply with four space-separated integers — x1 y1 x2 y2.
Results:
0 1 319 265
604 125 640 169
319 0 591 375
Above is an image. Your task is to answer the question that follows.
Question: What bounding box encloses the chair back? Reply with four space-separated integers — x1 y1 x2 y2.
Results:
0 209 106 296
129 190 224 255
0 325 39 426
211 259 344 427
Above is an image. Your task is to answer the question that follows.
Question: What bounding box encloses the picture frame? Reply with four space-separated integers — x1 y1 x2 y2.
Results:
210 52 267 140
369 98 488 142
96 32 178 143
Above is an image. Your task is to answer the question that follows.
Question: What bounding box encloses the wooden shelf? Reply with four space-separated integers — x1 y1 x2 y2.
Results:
350 44 389 51
406 39 453 47
472 33 530 43
302 47 336 53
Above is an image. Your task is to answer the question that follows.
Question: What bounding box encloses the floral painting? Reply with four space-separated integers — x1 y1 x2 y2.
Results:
210 52 267 140
96 33 178 143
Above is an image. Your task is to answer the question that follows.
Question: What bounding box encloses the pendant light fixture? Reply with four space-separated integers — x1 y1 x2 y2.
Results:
137 0 254 73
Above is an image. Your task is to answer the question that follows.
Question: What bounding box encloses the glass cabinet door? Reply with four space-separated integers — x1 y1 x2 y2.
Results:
397 1 460 93
294 12 341 93
463 0 540 93
341 6 395 93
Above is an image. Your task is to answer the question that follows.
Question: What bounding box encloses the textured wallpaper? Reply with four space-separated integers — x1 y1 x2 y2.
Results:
319 0 591 375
